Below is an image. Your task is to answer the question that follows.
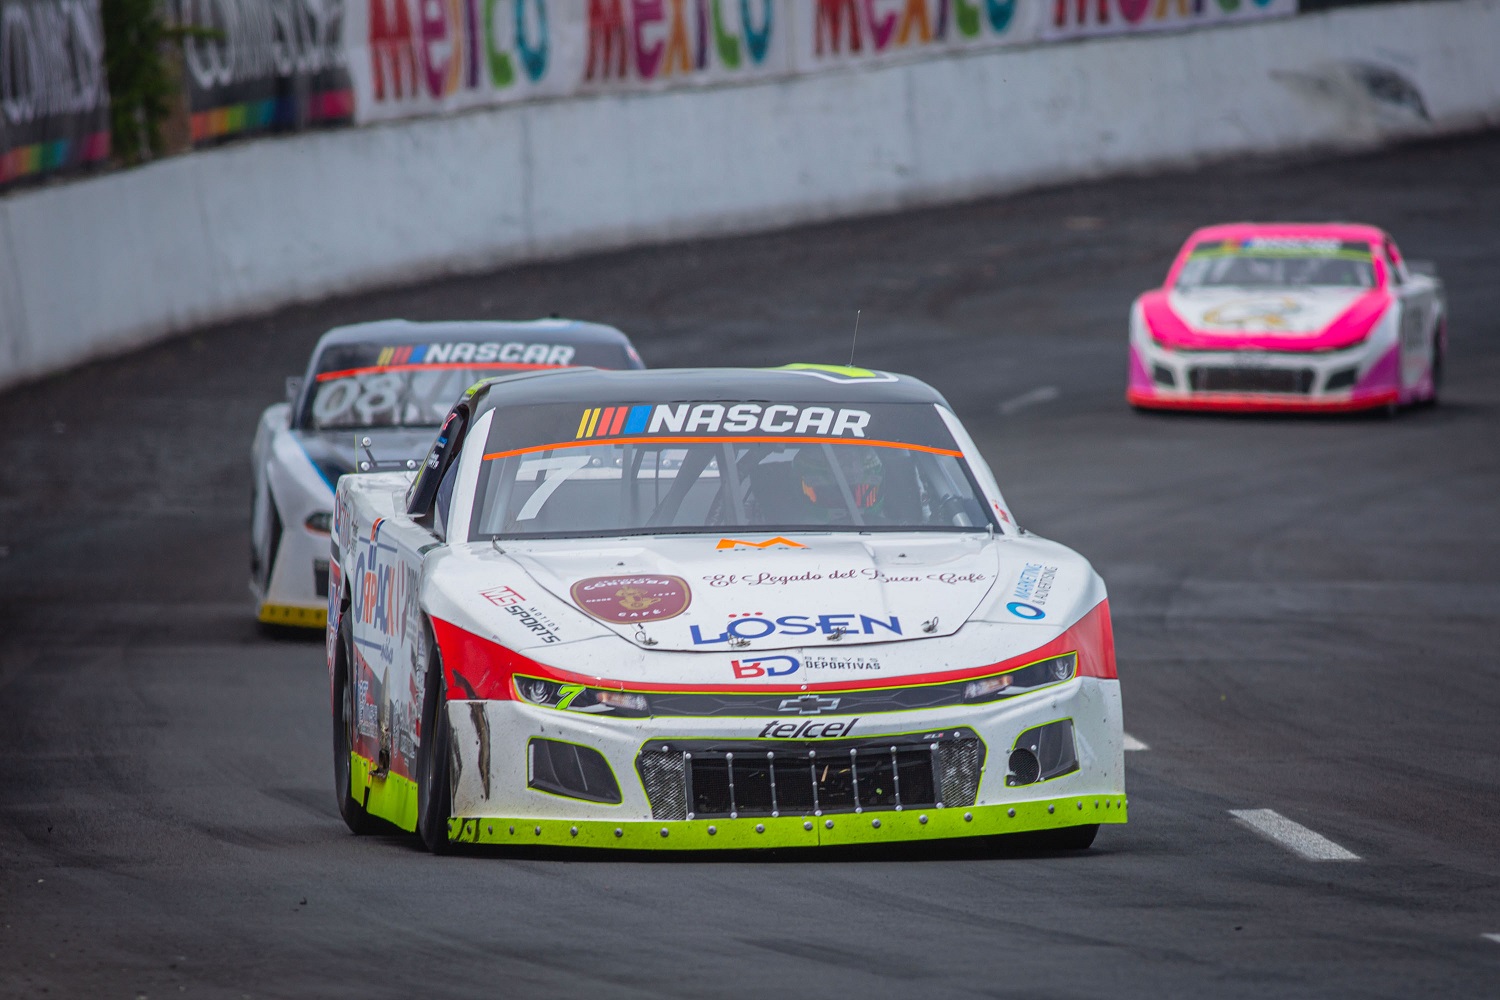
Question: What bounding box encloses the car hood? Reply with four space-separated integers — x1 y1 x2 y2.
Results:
502 534 1004 651
422 533 1106 687
1143 286 1390 352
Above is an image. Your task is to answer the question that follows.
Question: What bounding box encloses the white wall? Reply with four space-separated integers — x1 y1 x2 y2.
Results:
2 0 1497 391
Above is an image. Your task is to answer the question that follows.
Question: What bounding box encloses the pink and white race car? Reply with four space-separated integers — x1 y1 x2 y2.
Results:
1127 223 1445 413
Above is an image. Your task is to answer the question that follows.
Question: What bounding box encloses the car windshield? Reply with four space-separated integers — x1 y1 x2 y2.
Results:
1176 237 1376 290
306 338 633 430
470 401 994 540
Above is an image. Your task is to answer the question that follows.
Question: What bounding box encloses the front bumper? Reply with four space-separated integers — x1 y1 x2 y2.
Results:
1127 341 1399 413
448 793 1127 849
440 675 1125 849
257 599 328 628
1126 385 1398 413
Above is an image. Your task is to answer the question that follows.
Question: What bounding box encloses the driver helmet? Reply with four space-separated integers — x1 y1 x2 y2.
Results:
795 446 884 509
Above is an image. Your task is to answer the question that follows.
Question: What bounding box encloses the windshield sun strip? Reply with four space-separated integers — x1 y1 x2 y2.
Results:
315 361 568 382
476 525 989 540
1187 249 1374 261
482 435 965 463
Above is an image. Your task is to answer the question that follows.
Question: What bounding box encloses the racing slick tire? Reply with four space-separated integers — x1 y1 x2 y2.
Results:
1034 823 1099 851
1422 337 1444 408
333 607 377 835
416 627 454 855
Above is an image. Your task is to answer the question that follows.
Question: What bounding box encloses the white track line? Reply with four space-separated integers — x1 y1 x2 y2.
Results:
1482 934 1500 945
997 385 1059 415
1122 733 1149 751
1229 809 1360 861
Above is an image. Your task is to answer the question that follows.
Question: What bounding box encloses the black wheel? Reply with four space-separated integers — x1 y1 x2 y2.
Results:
1036 823 1099 851
1424 340 1444 407
333 607 376 835
249 485 262 584
416 628 454 855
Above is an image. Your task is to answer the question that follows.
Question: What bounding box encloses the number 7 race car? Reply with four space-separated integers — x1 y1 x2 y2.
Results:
1127 223 1445 413
250 318 644 629
328 365 1126 853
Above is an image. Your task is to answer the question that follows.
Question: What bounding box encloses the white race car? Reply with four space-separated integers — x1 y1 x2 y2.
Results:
250 319 644 628
329 365 1126 853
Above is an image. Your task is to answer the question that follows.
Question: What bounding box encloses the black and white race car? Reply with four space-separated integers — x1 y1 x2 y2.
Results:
250 319 643 628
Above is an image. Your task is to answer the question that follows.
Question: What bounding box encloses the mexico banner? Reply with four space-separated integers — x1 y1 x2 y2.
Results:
344 0 1298 125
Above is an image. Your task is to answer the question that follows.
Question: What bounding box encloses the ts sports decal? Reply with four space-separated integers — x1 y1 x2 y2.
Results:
758 718 859 738
480 585 526 606
716 536 807 550
571 575 692 623
504 603 562 644
574 403 872 439
1006 563 1058 620
692 612 902 645
730 654 883 678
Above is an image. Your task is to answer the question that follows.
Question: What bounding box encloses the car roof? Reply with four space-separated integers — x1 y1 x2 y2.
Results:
313 318 634 350
467 365 950 413
1184 222 1391 245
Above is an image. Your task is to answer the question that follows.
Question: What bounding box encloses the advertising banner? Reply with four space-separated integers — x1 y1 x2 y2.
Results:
0 0 110 187
169 0 354 145
346 0 792 124
339 0 1301 126
1044 0 1297 40
790 0 1041 73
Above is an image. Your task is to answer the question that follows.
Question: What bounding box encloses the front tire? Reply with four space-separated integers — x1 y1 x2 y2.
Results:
333 607 376 835
1036 823 1099 851
1424 338 1444 407
416 628 454 855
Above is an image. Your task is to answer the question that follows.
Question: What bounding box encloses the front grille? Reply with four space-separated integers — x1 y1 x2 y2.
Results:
1188 366 1315 394
638 750 687 820
314 559 330 598
1323 367 1358 392
637 731 985 820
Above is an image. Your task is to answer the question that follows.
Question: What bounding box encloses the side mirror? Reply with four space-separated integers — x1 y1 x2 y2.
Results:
285 376 303 405
1406 259 1438 278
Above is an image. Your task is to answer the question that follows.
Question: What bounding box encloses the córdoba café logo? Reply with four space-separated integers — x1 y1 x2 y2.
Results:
570 575 692 623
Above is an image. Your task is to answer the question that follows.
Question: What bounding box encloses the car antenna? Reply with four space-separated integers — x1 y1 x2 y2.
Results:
848 309 861 367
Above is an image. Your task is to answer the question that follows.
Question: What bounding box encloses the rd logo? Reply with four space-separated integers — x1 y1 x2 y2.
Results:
731 655 798 678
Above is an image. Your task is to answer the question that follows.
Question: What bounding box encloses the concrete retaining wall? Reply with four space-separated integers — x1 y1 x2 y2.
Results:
2 0 1497 390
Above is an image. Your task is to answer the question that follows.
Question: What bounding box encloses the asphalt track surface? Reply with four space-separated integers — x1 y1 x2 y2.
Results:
3 133 1499 999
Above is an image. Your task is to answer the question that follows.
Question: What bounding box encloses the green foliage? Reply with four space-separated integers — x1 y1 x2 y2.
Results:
102 0 175 164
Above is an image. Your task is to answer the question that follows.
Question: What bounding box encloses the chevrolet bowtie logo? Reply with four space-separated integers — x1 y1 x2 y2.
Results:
778 694 841 716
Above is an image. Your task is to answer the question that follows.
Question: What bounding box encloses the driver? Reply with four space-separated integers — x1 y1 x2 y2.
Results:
791 446 885 523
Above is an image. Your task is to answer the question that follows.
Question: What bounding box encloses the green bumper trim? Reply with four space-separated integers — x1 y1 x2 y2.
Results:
447 794 1127 850
352 753 419 832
